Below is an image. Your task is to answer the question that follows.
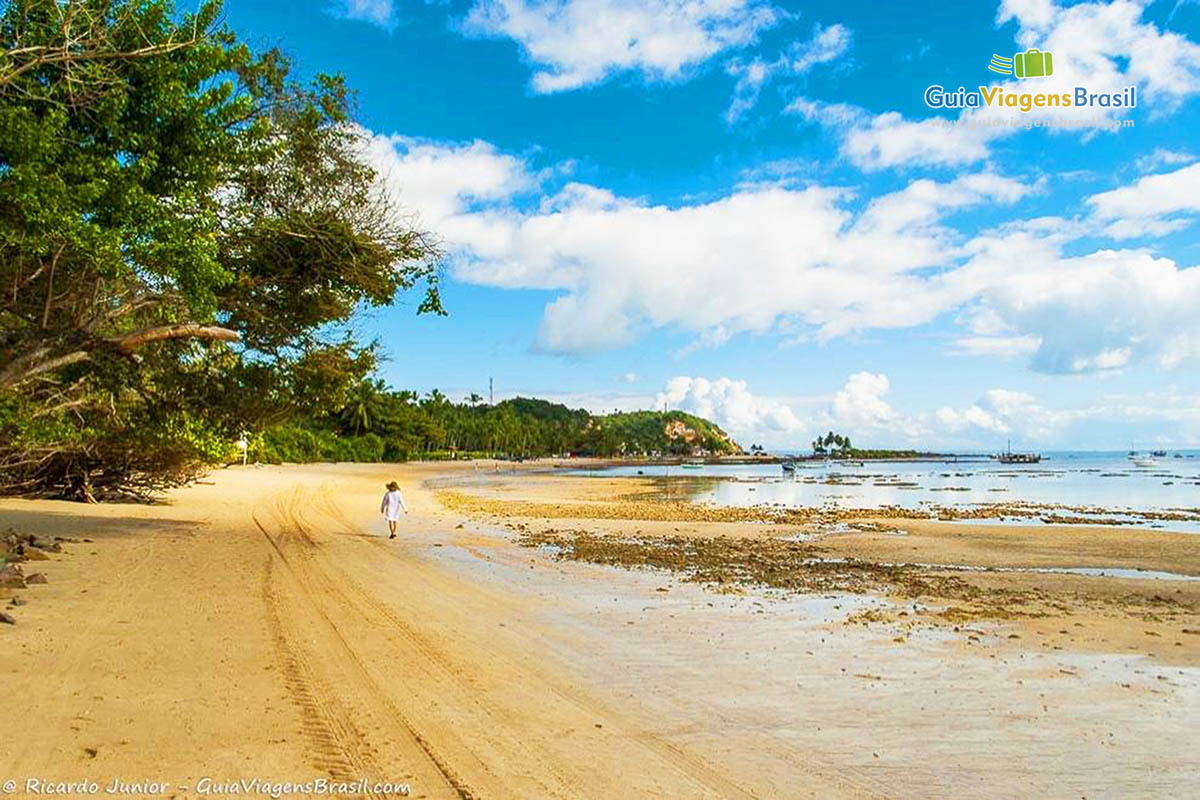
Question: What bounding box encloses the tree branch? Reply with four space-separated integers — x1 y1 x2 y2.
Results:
110 324 240 353
0 326 240 391
0 349 92 390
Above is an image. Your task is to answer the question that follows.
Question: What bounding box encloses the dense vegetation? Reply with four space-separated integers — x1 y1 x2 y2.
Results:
812 431 853 454
254 383 742 463
808 432 937 460
0 0 741 497
0 0 442 499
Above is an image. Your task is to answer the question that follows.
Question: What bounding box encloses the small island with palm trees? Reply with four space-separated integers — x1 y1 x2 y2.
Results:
800 431 951 461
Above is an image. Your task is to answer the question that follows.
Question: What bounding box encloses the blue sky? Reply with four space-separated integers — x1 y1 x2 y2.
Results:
224 0 1200 450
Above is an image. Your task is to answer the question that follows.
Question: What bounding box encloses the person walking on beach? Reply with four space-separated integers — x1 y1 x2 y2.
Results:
380 481 408 539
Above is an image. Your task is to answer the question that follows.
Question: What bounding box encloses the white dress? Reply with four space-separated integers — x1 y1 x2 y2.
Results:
380 489 408 521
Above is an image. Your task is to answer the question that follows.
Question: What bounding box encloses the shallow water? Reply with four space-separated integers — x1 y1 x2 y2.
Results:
801 557 1200 582
581 451 1200 531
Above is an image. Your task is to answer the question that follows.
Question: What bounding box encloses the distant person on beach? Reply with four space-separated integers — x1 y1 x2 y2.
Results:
380 481 408 539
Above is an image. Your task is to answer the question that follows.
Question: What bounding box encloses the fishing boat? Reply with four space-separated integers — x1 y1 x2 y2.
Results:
780 460 797 474
996 440 1041 464
1127 442 1157 466
997 452 1041 464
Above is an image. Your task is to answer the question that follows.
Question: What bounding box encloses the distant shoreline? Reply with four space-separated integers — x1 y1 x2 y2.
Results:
548 453 987 466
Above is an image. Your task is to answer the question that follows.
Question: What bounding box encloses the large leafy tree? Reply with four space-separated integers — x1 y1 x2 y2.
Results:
0 0 442 498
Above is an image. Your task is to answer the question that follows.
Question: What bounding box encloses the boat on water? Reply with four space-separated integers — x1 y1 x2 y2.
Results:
997 452 1041 464
996 440 1041 464
1151 450 1167 458
780 460 797 474
1131 456 1157 468
681 462 703 470
839 460 865 467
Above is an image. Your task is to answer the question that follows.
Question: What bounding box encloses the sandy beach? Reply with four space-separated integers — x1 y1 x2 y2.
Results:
2 461 1198 799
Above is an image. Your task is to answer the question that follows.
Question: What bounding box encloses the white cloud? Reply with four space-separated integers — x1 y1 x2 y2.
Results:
936 389 1054 439
725 58 773 123
951 239 1200 373
829 372 897 430
1087 161 1200 238
652 374 1200 450
726 22 851 122
362 134 537 222
437 169 1029 350
932 386 1200 447
998 0 1200 110
789 0 1200 171
790 22 851 72
950 335 1043 359
784 99 999 171
504 376 1200 450
656 376 804 441
936 405 1009 436
1134 147 1194 172
329 0 394 28
1070 346 1132 372
365 133 1200 374
462 0 782 92
643 374 1200 449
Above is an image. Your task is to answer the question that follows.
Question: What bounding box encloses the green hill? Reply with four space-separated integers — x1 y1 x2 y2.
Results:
256 386 742 463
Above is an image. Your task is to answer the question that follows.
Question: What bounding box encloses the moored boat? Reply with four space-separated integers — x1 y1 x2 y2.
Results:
996 440 1040 464
997 452 1041 464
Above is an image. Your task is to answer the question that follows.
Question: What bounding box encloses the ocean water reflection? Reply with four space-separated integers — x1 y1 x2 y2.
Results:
581 452 1200 531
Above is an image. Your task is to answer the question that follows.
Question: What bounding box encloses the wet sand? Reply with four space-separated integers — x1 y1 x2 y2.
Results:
438 472 1200 666
2 461 1198 798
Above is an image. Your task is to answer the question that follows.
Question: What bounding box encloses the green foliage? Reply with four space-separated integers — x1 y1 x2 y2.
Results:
813 431 852 454
254 426 384 464
809 430 934 460
255 383 743 464
0 0 441 497
842 448 930 459
596 410 735 456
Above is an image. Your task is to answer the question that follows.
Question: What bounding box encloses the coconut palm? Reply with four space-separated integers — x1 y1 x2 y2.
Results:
338 379 387 435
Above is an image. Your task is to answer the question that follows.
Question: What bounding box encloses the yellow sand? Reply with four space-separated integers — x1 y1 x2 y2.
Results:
1 461 1197 799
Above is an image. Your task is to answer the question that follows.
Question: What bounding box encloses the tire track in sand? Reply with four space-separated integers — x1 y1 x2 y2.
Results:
280 499 582 798
253 509 477 800
260 556 376 785
292 483 764 800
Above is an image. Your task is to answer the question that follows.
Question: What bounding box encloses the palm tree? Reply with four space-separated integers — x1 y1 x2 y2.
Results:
339 379 386 435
